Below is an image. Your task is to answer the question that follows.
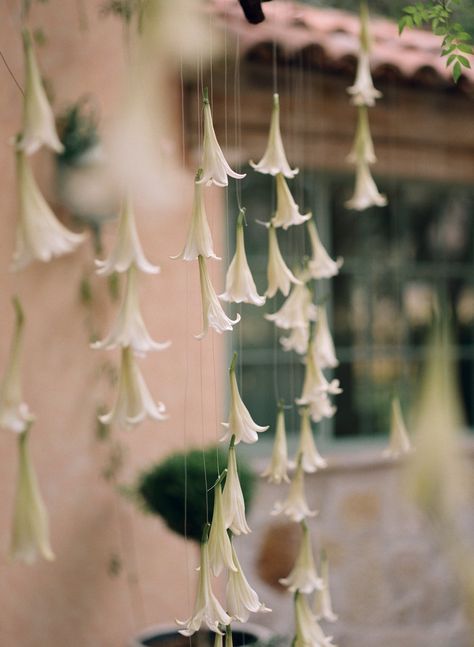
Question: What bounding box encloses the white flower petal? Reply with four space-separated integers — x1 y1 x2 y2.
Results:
222 445 251 535
266 283 316 330
272 461 317 523
306 220 343 280
272 174 310 229
295 592 335 647
313 306 338 369
345 160 387 211
208 484 237 576
266 225 302 298
383 396 412 459
196 256 240 339
347 50 382 107
314 553 338 623
280 325 310 356
261 406 291 484
280 524 323 594
296 341 342 407
297 408 327 473
346 105 377 165
221 364 268 445
226 544 271 622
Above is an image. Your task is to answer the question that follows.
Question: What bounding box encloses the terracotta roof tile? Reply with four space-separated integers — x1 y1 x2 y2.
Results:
211 0 474 89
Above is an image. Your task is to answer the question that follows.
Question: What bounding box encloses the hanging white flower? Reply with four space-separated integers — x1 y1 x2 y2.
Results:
309 393 337 424
266 282 316 330
280 325 310 356
196 256 240 339
208 482 237 576
222 443 251 535
272 174 310 229
383 396 412 459
177 531 231 636
92 265 170 355
346 105 376 165
265 224 302 298
197 90 245 187
314 551 338 623
12 149 85 271
295 591 335 647
313 306 338 369
272 459 317 522
172 171 220 261
0 298 34 434
220 210 265 306
280 523 323 594
347 3 382 108
345 160 387 211
10 428 54 564
96 196 158 275
221 353 268 444
226 543 271 622
297 408 327 473
306 220 343 280
261 403 292 484
296 341 342 406
250 93 298 178
17 29 64 155
99 346 167 428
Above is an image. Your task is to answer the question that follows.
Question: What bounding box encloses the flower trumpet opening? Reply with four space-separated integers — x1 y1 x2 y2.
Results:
306 219 343 280
226 542 271 622
279 523 324 594
221 362 268 444
345 160 387 211
271 460 317 522
272 174 310 229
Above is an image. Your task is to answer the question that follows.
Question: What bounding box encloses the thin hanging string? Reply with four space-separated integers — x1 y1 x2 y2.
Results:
223 8 230 265
0 49 24 95
200 339 209 524
233 33 243 212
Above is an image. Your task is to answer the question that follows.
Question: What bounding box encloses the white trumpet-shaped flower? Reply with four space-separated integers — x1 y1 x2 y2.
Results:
347 105 376 165
99 346 167 428
208 483 237 576
226 543 271 622
297 341 342 406
197 256 240 339
220 210 265 306
297 408 327 473
197 92 245 187
345 160 387 211
10 428 54 564
222 443 251 535
312 307 338 369
347 3 381 108
266 224 302 298
266 282 316 330
250 93 298 178
12 149 85 271
17 30 64 155
0 299 34 434
272 174 311 229
281 325 310 356
222 354 268 444
307 220 343 280
261 404 292 484
96 197 158 275
383 396 412 459
295 591 335 647
92 266 170 355
272 459 317 522
314 552 338 623
280 524 323 594
309 393 337 424
178 532 231 636
172 172 220 261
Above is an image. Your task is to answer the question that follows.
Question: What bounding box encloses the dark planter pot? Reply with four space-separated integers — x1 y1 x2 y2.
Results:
131 623 273 647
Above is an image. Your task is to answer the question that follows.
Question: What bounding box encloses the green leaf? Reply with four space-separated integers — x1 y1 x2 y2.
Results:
457 55 471 69
457 44 474 54
446 53 457 66
453 60 462 82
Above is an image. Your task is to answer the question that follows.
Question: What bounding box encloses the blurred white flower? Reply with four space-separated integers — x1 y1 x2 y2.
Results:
220 210 265 306
272 459 317 522
295 591 335 647
178 534 231 636
280 523 323 594
345 161 387 211
208 483 237 577
222 354 268 444
226 543 271 622
306 220 343 280
92 266 170 355
99 346 167 428
296 342 341 406
266 224 302 298
197 92 245 187
272 174 310 229
312 306 338 369
261 404 292 484
347 105 376 165
280 325 310 356
314 552 338 623
96 196 158 275
12 149 85 271
172 172 220 261
266 282 316 330
197 256 241 339
383 396 412 459
308 393 337 424
250 93 298 178
222 444 251 535
0 299 34 434
17 30 64 155
296 408 327 473
347 3 381 108
10 429 54 564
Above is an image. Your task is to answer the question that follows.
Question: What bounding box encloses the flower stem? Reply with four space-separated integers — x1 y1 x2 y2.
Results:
229 351 238 373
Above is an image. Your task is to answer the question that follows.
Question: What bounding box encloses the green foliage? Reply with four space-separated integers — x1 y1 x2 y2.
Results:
57 98 99 165
137 446 256 543
399 1 473 81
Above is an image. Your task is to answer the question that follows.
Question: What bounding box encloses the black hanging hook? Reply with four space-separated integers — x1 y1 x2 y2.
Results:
238 0 273 25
